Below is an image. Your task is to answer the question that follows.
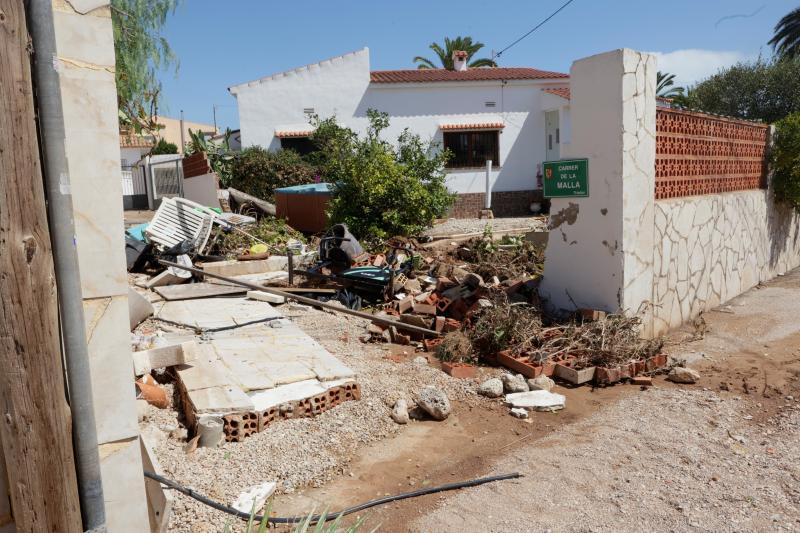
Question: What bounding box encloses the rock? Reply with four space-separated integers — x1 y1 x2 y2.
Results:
510 407 529 419
527 375 555 392
478 378 504 398
416 386 451 420
461 272 484 289
391 399 410 424
403 279 422 294
505 390 566 412
501 373 530 393
412 356 428 366
667 366 701 384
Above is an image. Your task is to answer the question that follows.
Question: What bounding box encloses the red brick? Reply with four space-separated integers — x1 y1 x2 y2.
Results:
441 362 477 379
631 376 653 386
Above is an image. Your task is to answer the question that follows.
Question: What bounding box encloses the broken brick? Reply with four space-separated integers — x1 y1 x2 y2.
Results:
441 362 477 379
631 376 653 386
413 302 437 316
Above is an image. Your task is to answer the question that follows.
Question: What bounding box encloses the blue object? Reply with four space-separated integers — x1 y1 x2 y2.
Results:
125 222 149 242
274 182 331 195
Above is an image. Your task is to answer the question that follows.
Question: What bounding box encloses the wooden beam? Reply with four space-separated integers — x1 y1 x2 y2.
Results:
0 1 83 530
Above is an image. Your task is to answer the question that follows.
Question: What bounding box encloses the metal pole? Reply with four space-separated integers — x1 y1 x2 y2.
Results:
158 260 441 337
27 2 106 529
485 160 493 209
180 109 185 154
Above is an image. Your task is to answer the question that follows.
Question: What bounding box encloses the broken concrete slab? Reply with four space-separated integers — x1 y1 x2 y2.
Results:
154 282 247 301
132 341 198 376
232 481 277 514
129 287 154 330
247 290 286 305
505 390 566 412
146 270 188 289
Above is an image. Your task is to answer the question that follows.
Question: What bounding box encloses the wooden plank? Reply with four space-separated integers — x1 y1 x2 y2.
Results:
154 282 247 301
0 2 82 530
140 436 173 533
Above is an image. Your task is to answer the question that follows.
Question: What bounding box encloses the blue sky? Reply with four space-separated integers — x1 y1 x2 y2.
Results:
157 0 796 130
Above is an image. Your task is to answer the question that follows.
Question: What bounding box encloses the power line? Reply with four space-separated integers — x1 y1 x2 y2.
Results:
495 0 577 59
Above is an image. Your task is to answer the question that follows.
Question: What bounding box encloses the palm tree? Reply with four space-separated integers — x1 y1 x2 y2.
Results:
769 7 800 59
413 36 497 70
656 71 685 98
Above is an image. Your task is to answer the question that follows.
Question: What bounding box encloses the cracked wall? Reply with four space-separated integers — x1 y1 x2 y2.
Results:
651 190 800 335
51 1 149 530
540 49 656 335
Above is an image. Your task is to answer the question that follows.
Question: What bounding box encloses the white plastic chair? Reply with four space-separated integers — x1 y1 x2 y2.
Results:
145 197 218 254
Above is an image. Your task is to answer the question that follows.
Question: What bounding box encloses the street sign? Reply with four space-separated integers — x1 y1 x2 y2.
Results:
543 158 589 198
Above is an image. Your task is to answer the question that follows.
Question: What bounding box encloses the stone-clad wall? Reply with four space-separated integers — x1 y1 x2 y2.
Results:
652 190 800 335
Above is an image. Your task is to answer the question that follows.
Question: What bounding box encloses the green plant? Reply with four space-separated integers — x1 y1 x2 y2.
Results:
413 36 497 69
185 128 235 184
771 112 800 209
223 503 376 533
675 57 800 123
210 216 306 257
111 0 180 133
769 6 800 60
310 110 454 239
151 138 178 155
228 147 318 201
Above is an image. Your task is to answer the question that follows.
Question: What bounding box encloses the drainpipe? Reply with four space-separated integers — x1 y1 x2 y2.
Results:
485 160 493 209
27 2 107 530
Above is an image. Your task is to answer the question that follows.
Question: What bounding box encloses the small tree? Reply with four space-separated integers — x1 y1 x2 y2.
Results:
310 110 454 239
771 112 800 209
228 147 317 201
151 138 178 155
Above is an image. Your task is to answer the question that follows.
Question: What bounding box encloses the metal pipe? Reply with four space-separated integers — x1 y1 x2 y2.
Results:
158 260 442 338
485 160 493 209
26 3 106 529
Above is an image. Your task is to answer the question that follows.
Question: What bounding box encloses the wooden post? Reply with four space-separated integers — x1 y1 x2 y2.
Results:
0 1 83 530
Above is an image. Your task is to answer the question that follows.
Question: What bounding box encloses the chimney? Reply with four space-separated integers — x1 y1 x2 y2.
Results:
452 50 468 71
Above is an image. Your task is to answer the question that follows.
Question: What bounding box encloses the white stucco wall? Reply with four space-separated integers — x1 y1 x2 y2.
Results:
539 49 656 334
652 190 800 335
231 48 566 195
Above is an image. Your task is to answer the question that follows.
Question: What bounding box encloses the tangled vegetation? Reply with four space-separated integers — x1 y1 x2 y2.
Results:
228 147 318 202
208 216 306 258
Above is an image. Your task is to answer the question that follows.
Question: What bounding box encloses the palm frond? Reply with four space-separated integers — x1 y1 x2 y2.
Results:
468 58 497 68
768 7 800 59
413 56 437 69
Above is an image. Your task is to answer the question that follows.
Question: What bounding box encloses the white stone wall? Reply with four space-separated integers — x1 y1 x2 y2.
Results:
540 49 656 336
230 47 566 195
652 190 800 335
51 1 149 530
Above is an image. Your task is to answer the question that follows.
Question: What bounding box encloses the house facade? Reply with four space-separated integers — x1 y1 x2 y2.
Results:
229 48 571 217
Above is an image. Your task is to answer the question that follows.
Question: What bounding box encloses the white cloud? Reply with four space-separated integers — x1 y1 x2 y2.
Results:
649 49 748 87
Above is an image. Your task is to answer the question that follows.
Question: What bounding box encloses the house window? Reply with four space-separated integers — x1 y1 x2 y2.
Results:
443 130 500 168
280 137 316 156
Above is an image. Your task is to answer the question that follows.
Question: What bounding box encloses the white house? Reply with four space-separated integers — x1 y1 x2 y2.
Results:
229 47 571 217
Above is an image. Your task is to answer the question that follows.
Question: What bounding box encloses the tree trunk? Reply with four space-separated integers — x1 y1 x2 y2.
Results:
0 1 83 530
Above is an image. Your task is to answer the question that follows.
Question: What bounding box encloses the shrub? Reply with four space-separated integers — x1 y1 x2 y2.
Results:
310 110 454 239
772 112 800 209
228 147 317 201
151 138 178 155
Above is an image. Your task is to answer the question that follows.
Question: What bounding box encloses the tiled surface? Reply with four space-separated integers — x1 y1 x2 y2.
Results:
171 297 357 417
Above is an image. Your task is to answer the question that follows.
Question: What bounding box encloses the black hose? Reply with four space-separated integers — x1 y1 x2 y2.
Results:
144 470 522 524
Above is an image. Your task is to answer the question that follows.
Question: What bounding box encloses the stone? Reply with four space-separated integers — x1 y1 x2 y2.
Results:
527 375 555 392
461 272 484 289
667 366 700 384
247 290 286 305
510 407 529 419
412 356 428 366
477 378 504 398
505 390 566 412
403 278 422 294
416 386 451 421
391 399 410 424
501 373 529 393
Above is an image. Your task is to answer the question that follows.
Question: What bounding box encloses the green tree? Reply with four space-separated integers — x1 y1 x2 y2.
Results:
309 110 454 238
769 6 800 60
111 0 180 133
413 36 497 70
677 58 800 123
656 71 684 98
151 138 177 155
771 112 800 209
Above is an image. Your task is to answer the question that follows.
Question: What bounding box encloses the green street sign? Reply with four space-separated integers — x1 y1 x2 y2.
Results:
543 158 589 198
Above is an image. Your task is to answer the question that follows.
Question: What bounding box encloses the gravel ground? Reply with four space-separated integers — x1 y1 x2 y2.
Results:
424 216 546 238
141 303 483 532
413 388 800 532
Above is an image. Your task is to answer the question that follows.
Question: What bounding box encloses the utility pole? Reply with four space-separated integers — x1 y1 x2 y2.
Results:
213 104 218 132
180 109 186 154
0 1 83 530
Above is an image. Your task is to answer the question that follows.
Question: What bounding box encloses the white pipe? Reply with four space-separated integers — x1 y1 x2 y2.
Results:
485 160 493 209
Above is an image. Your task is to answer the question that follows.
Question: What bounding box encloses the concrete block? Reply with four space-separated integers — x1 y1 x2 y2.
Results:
132 341 198 376
128 287 154 330
247 290 286 305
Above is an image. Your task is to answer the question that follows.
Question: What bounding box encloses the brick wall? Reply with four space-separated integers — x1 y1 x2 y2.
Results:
448 189 543 218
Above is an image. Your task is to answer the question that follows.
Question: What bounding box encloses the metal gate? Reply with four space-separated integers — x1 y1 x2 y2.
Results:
121 164 148 210
148 157 184 209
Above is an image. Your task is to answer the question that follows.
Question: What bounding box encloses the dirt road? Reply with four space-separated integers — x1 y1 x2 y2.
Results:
408 270 800 532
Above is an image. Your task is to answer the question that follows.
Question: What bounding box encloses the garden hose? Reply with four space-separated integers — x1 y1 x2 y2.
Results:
143 470 522 524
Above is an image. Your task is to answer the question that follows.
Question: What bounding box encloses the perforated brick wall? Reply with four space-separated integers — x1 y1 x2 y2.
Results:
655 108 769 199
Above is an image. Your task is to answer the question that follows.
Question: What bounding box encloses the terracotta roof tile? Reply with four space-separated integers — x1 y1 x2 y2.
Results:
370 67 568 84
275 130 313 138
440 122 505 131
542 87 570 100
119 133 155 148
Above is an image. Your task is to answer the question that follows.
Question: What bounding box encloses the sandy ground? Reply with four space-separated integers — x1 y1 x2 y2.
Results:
424 216 546 238
408 270 800 532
